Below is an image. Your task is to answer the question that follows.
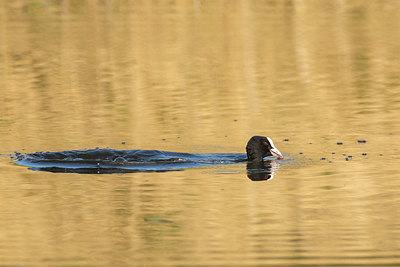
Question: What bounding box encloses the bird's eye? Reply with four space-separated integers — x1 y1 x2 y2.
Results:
263 142 269 146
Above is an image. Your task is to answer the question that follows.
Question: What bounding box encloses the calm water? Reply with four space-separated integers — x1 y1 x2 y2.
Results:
1 0 400 266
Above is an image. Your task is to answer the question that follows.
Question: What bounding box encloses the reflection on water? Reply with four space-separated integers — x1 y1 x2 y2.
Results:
246 161 281 181
0 0 400 266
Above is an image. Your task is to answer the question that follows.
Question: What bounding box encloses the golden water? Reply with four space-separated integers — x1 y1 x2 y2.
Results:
0 1 399 265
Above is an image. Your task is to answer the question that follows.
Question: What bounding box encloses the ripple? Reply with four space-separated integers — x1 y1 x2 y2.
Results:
15 148 248 174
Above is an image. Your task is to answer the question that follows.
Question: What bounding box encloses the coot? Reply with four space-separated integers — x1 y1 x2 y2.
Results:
246 136 283 161
14 136 283 174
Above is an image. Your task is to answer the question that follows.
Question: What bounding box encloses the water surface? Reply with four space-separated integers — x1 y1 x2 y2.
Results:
0 0 399 266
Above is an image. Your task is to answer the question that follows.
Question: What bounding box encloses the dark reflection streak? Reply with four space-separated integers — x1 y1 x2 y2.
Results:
27 166 183 174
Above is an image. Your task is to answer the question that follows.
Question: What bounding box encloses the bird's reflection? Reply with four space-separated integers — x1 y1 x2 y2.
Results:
246 160 280 181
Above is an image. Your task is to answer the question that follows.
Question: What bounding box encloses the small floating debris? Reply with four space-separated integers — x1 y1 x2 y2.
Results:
357 140 367 143
283 139 290 142
320 157 326 160
331 152 336 154
348 155 352 158
379 154 383 156
121 142 126 145
342 154 346 156
345 158 349 161
299 152 303 154
336 142 343 145
362 153 367 156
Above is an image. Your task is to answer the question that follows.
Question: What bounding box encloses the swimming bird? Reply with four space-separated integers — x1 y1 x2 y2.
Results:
246 136 283 161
